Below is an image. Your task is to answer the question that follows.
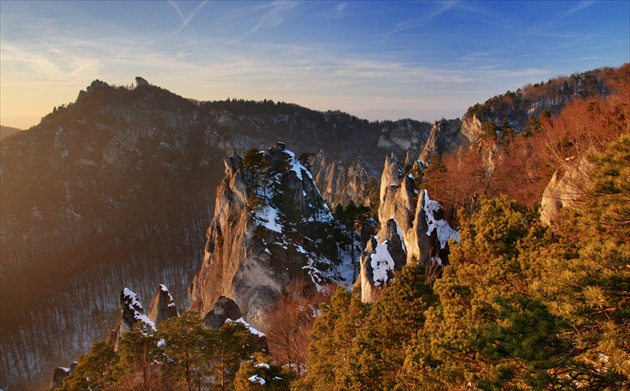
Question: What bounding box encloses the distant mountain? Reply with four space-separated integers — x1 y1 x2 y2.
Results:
0 125 22 141
460 64 629 139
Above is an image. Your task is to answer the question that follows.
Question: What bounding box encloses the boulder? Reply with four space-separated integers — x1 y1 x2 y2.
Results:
203 296 242 329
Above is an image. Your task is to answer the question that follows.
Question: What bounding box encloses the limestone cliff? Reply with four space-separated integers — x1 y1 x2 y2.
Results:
460 113 483 143
359 154 459 302
310 151 371 207
540 156 592 225
188 143 353 328
418 118 465 166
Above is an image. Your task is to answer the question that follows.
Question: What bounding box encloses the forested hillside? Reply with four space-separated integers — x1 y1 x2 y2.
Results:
52 67 629 390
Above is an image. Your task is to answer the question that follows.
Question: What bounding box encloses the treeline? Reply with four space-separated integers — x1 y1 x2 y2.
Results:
422 66 630 225
58 312 294 391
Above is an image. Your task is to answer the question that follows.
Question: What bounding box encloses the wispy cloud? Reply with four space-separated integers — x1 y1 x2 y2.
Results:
250 1 300 34
168 0 208 35
389 1 458 35
333 3 347 18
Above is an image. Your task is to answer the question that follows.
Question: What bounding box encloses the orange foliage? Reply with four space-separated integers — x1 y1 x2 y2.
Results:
425 75 629 224
263 281 333 375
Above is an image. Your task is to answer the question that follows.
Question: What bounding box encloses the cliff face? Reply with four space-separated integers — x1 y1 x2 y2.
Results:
188 144 353 328
310 151 371 207
540 157 592 226
418 118 465 166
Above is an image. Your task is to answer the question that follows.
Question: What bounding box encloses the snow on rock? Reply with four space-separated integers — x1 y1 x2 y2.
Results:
370 239 395 286
121 288 155 331
422 190 460 248
230 317 266 338
249 375 266 385
255 205 283 233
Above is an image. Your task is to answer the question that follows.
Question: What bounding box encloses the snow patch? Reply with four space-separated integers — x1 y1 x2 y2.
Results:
370 238 395 286
249 375 266 385
255 205 283 233
422 191 460 248
228 317 266 337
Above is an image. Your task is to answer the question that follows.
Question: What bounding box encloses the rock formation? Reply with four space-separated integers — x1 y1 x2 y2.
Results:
359 154 460 302
106 288 155 351
460 113 483 143
310 150 371 207
540 156 592 225
147 284 179 326
48 362 77 391
418 118 466 166
203 296 243 329
188 143 354 328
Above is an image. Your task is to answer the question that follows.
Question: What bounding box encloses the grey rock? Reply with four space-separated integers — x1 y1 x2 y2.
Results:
203 296 242 329
147 284 179 326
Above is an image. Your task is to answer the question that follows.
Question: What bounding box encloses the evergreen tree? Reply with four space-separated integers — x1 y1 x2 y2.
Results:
345 264 436 391
58 341 119 391
535 134 630 388
212 321 261 390
159 311 210 391
296 287 367 391
116 322 166 390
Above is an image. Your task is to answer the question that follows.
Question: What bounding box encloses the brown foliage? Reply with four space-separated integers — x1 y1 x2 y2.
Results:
263 281 332 375
425 77 629 225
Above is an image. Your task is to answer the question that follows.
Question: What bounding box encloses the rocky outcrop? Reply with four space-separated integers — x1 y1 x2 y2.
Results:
377 120 433 159
359 219 408 302
418 118 465 166
540 156 592 225
188 143 353 328
310 151 370 207
106 288 155 351
460 114 483 143
49 363 76 391
203 296 242 329
147 284 179 326
359 154 459 302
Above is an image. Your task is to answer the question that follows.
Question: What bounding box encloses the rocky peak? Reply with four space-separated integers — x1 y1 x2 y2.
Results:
460 113 483 143
359 155 459 302
106 288 155 350
418 118 465 166
310 150 370 207
359 218 408 302
135 76 149 87
188 143 354 328
147 284 179 326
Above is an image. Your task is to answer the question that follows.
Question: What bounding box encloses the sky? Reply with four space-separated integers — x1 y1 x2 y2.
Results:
1 1 628 129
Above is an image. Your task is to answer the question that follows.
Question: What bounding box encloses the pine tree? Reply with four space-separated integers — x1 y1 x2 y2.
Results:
159 311 210 391
535 134 630 388
345 264 436 391
58 341 119 391
296 286 367 391
116 322 166 390
211 321 260 390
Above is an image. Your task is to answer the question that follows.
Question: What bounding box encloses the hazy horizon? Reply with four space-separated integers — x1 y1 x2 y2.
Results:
1 0 628 129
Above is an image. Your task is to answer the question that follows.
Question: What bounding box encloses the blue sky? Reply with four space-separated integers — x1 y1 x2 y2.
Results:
1 1 628 129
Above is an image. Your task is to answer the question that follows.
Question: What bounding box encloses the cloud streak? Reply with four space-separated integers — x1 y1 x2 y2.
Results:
168 0 208 35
